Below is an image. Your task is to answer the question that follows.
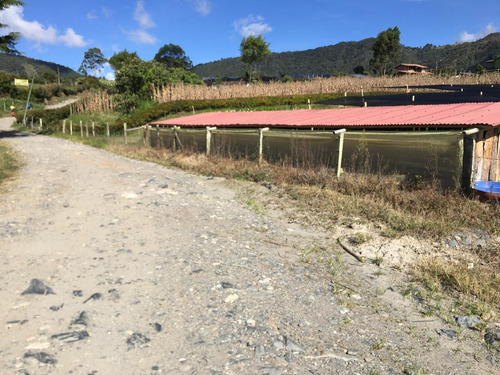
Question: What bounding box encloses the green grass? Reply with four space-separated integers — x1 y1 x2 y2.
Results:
0 142 19 185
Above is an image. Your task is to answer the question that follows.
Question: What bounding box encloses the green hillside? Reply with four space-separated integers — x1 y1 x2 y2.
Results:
194 33 500 78
0 54 80 80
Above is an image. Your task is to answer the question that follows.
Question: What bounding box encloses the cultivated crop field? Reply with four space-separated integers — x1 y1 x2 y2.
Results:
152 73 500 103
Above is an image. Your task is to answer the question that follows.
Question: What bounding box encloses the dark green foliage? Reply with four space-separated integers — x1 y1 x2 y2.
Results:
0 0 23 54
370 26 401 75
79 48 107 76
15 105 71 132
154 44 193 70
0 54 80 80
114 60 202 114
195 33 500 78
353 66 365 74
109 50 141 72
240 35 271 81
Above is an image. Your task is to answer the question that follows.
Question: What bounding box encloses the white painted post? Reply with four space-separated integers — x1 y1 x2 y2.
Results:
92 121 95 137
85 121 89 138
334 129 346 178
80 121 83 137
63 119 66 134
308 99 311 110
124 123 128 144
206 126 217 156
106 123 110 139
258 127 270 167
70 120 73 135
39 118 42 130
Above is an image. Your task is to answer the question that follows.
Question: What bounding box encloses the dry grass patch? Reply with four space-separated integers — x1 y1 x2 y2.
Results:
0 141 19 186
416 255 500 307
106 144 500 306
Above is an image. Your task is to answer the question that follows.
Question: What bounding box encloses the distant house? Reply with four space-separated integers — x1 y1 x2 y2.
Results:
486 56 500 71
395 63 431 75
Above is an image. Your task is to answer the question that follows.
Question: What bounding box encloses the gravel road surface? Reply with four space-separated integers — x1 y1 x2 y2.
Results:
0 117 498 375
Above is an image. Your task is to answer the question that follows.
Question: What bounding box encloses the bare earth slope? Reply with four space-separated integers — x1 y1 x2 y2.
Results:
0 118 497 375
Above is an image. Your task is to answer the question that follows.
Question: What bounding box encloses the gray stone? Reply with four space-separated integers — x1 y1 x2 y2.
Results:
455 316 482 330
284 336 304 353
24 351 57 365
446 239 460 248
484 328 500 349
284 351 297 362
473 238 488 250
439 329 457 339
260 367 282 375
83 292 102 303
127 332 151 349
21 279 55 295
71 311 89 327
273 336 285 350
51 331 89 343
255 344 266 357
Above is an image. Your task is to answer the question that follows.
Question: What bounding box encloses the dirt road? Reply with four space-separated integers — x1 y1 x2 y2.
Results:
0 117 497 374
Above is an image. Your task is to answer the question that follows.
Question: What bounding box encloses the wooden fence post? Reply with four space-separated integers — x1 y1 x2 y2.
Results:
80 121 83 138
124 123 128 144
62 119 66 134
258 127 270 167
206 126 217 156
85 121 89 138
143 125 151 146
462 128 479 191
172 127 177 151
334 129 346 177
156 125 160 148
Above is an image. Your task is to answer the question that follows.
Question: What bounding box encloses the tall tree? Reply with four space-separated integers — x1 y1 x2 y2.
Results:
370 26 401 76
78 47 107 76
240 34 271 81
109 50 140 72
154 44 193 70
0 0 24 54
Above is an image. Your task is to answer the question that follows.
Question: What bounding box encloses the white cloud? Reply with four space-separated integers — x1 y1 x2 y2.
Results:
87 11 97 20
194 0 211 16
233 15 272 37
134 0 155 29
0 6 88 48
125 1 157 44
105 72 115 81
457 23 498 43
125 29 158 44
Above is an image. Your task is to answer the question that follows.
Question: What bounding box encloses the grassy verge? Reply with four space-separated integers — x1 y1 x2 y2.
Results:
105 144 500 308
0 142 19 186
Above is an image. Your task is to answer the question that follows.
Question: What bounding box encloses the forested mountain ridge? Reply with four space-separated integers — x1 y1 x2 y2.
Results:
0 53 79 79
194 33 500 78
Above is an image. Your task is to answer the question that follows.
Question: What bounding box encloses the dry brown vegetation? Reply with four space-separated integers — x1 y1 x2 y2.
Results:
107 142 500 308
70 90 115 114
152 73 500 102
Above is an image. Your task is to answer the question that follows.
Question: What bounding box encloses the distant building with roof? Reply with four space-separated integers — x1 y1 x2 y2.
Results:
486 56 500 71
395 63 431 75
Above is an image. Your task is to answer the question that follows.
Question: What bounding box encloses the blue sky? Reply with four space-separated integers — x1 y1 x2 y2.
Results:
0 0 498 79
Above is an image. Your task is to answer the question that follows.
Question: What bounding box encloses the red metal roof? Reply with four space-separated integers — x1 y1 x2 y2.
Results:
151 102 500 129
